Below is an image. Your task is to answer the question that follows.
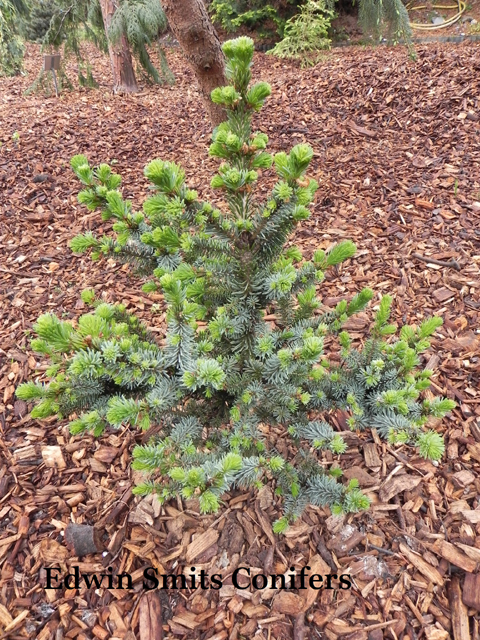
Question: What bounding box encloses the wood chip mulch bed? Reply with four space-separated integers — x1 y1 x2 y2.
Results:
1 41 480 640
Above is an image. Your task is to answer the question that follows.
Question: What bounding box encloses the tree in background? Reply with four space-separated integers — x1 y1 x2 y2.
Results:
99 0 138 93
22 0 224 121
109 0 174 86
22 0 224 120
162 0 226 125
0 0 28 75
268 0 335 67
22 0 57 43
25 0 108 91
24 0 173 92
209 0 413 50
209 0 298 39
358 0 412 45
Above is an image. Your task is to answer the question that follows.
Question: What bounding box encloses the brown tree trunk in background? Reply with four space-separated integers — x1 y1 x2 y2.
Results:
100 0 138 94
162 0 226 125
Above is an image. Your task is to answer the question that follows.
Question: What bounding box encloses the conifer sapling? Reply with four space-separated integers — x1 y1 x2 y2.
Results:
17 37 455 532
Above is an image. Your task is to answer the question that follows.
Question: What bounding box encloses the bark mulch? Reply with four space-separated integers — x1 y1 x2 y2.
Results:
1 41 480 640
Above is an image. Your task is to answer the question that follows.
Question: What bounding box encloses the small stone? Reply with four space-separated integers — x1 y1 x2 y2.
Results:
32 173 51 183
39 603 55 618
432 16 444 24
349 555 389 580
80 611 97 628
406 185 424 195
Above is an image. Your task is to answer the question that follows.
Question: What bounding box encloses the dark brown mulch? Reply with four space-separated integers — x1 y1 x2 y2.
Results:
1 41 480 640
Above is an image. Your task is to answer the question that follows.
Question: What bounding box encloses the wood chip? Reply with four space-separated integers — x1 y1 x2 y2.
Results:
363 443 381 470
461 510 480 524
433 287 455 303
300 554 332 612
399 543 443 585
379 474 422 502
449 575 470 640
431 539 478 573
272 592 305 616
342 466 377 487
456 543 480 564
41 445 67 469
424 626 450 640
185 528 219 564
462 573 480 611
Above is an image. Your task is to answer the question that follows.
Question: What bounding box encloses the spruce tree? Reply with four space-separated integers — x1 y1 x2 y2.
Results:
24 1 59 43
18 37 453 532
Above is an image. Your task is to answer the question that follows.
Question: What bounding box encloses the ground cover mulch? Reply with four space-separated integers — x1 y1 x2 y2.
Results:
1 40 480 640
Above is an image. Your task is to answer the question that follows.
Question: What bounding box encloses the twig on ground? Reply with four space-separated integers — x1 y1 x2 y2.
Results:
411 253 461 270
104 486 134 525
0 266 39 278
366 542 401 557
394 495 406 531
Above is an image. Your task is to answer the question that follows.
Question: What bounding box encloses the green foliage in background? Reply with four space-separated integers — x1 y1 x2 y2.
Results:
18 37 452 532
358 0 412 44
23 0 173 91
109 0 174 85
41 0 107 58
23 0 107 92
0 0 28 75
23 0 60 43
210 0 414 51
268 0 335 66
209 0 299 38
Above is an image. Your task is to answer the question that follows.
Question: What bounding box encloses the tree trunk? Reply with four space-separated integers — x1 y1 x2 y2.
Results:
161 0 226 125
100 0 138 94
